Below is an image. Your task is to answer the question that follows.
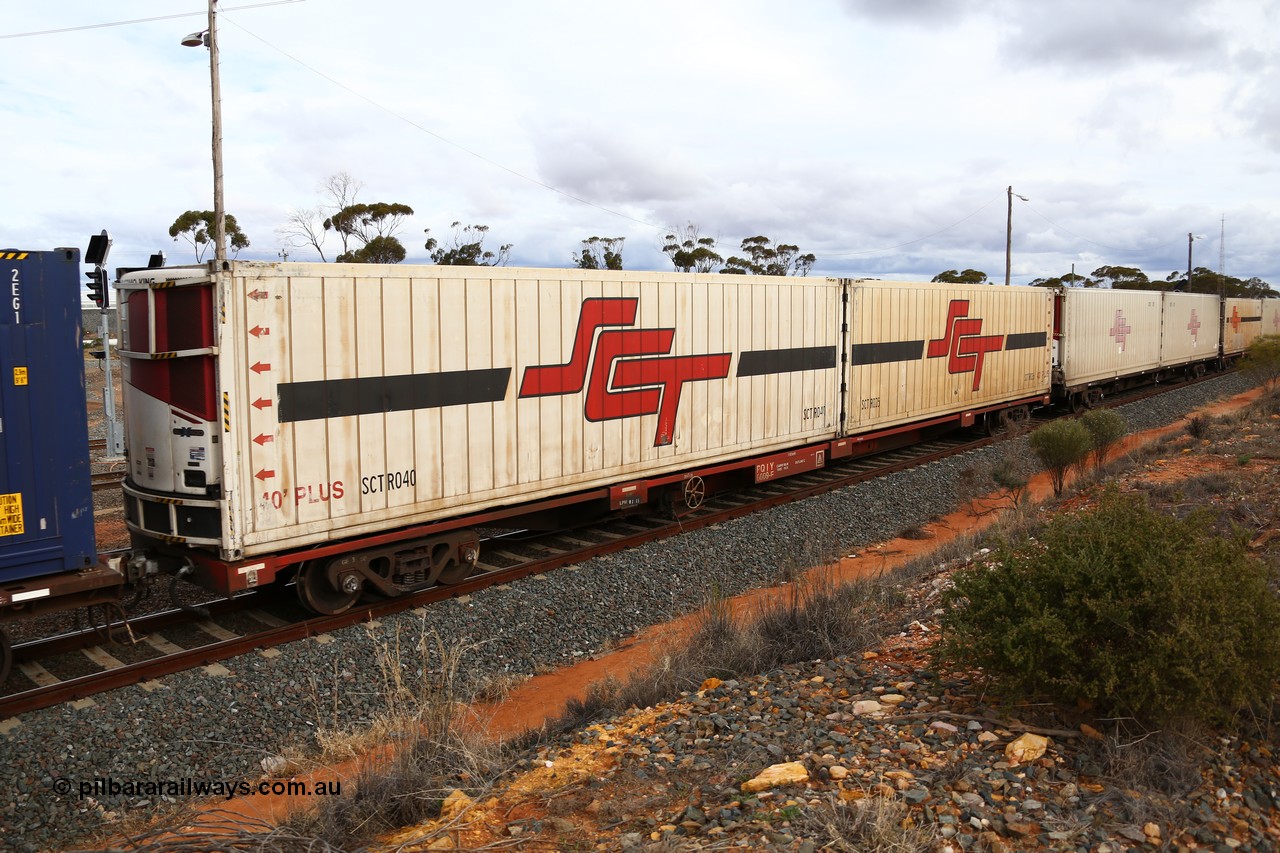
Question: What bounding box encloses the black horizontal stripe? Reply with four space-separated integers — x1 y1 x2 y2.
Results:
279 369 511 423
1236 316 1263 323
1004 331 1048 351
736 346 837 377
849 340 924 366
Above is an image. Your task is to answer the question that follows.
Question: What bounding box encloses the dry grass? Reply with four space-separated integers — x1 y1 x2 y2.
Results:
795 792 939 852
551 563 921 735
279 626 510 849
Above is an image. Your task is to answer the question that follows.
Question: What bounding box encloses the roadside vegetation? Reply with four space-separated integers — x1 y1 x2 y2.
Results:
130 354 1280 851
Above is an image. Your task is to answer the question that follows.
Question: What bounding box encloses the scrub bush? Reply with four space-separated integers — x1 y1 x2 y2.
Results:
936 487 1280 724
1080 408 1128 470
1028 418 1093 496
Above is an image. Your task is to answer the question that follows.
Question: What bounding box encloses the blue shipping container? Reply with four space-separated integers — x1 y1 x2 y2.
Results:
0 248 96 582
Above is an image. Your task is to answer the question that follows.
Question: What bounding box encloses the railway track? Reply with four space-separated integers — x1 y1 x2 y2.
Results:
0 432 985 718
4 368 1227 719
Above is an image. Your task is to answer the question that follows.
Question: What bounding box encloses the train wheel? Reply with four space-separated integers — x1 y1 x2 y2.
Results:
682 476 706 510
296 560 361 615
0 629 11 685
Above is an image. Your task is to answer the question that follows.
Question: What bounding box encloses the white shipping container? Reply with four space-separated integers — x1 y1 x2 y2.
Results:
1221 297 1263 356
122 264 845 560
1262 299 1280 340
844 281 1052 431
1058 289 1162 390
1159 292 1220 368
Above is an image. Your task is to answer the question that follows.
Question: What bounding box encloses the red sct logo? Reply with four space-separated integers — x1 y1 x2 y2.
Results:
926 299 1004 391
518 297 731 446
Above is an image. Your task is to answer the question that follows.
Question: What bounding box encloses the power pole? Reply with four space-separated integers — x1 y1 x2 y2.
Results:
1005 186 1013 287
1004 186 1027 286
209 0 226 263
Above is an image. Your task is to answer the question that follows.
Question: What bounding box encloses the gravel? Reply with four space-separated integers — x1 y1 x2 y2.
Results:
0 371 1258 851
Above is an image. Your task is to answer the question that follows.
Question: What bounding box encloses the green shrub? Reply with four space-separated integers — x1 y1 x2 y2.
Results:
1028 418 1093 496
936 487 1280 724
1242 334 1280 391
1080 408 1128 470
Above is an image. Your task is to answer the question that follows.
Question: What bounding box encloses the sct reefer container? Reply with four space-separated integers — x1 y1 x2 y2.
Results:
1262 298 1280 340
1057 288 1163 391
119 263 843 560
1159 292 1221 368
843 280 1052 432
1221 297 1263 356
0 249 96 583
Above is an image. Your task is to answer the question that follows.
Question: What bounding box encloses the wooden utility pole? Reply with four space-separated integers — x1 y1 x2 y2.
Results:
1005 186 1013 286
209 0 226 263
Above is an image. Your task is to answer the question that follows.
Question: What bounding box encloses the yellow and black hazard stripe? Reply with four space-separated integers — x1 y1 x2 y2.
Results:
0 251 29 260
223 391 231 432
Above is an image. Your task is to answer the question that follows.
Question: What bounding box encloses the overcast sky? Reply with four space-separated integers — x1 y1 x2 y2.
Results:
4 0 1279 288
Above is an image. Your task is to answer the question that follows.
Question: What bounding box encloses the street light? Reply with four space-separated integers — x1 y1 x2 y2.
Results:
1005 186 1028 286
181 1 225 264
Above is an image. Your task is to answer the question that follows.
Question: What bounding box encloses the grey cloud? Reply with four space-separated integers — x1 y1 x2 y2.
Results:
843 0 1231 70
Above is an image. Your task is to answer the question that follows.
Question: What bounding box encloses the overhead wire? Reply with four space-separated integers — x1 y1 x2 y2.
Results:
1019 199 1190 255
0 1 306 40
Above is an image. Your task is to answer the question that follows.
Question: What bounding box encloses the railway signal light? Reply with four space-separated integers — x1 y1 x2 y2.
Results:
85 267 109 308
84 230 112 309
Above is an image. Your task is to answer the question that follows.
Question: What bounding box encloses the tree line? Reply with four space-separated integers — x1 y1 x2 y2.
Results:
167 172 815 276
931 266 1275 298
164 171 1272 294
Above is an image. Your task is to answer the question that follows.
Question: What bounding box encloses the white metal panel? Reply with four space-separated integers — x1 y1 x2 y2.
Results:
219 263 844 557
1159 292 1220 367
844 281 1052 432
1262 299 1280 340
1059 289 1162 388
1222 298 1263 356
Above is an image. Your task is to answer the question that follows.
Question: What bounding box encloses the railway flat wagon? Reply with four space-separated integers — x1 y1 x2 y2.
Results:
1055 288 1163 403
1159 292 1221 371
843 280 1052 437
1222 297 1264 357
118 263 845 607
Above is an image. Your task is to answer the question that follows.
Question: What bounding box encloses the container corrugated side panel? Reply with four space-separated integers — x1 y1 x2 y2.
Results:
843 280 1052 432
1222 298 1263 355
223 264 843 556
1060 289 1162 387
0 249 95 582
1159 292 1220 367
1262 299 1280 339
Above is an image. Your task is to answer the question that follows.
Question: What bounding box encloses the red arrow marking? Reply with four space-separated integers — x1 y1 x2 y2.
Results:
248 289 269 301
250 361 271 374
254 469 275 481
249 325 270 337
252 433 273 446
251 397 272 410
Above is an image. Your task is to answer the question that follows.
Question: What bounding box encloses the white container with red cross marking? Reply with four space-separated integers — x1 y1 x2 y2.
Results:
1262 298 1280 342
118 263 844 560
1159 292 1221 368
1221 297 1264 356
842 279 1053 432
1056 288 1163 392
